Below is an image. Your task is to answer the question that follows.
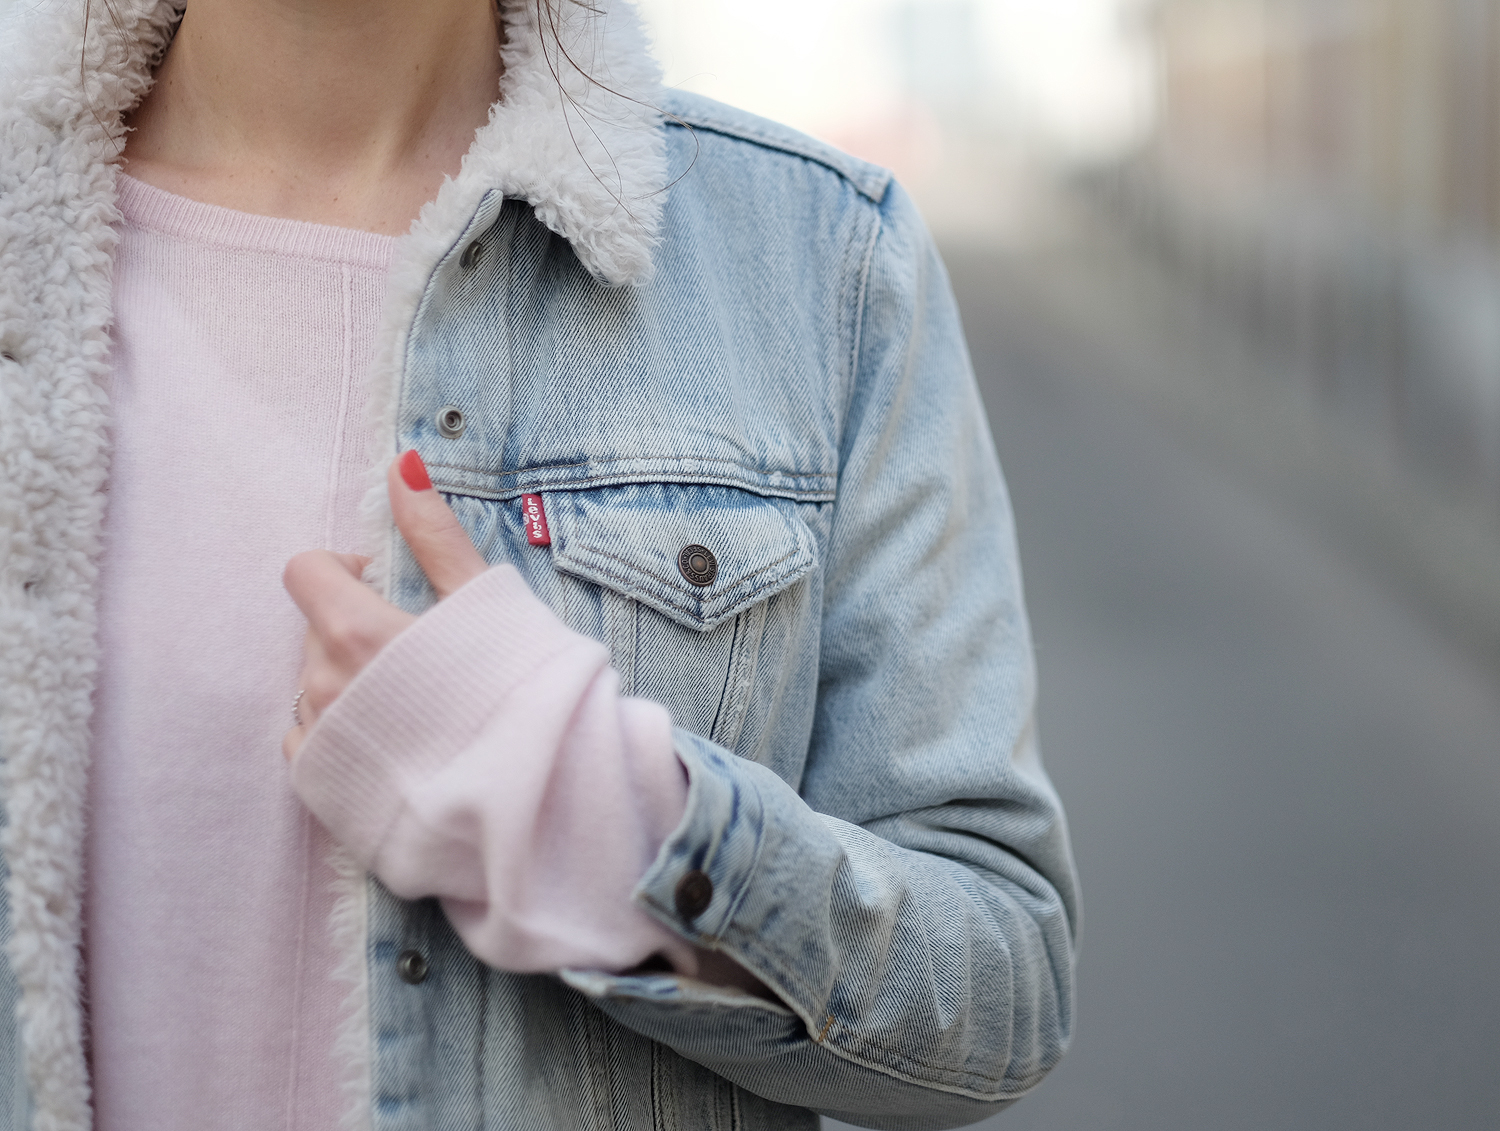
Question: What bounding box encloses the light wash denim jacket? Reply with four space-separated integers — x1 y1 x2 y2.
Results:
0 2 1078 1129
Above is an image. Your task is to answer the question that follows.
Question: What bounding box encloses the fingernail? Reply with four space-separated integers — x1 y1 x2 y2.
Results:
399 450 433 492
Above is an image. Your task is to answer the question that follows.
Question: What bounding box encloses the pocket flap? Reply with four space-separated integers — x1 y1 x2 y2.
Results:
546 484 817 632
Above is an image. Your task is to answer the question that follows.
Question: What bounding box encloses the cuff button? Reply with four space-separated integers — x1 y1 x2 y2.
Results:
674 870 714 921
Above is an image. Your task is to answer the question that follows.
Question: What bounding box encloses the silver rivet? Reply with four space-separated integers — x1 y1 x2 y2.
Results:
435 406 466 439
460 240 485 270
396 949 429 985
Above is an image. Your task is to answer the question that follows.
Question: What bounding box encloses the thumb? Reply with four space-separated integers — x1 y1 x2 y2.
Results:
389 450 489 599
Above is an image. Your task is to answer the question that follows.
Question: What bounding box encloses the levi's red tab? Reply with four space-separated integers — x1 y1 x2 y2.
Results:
522 494 551 546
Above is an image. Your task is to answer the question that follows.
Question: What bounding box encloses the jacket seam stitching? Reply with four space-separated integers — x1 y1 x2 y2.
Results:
705 613 742 741
660 115 889 203
428 456 835 480
837 209 884 473
437 477 837 505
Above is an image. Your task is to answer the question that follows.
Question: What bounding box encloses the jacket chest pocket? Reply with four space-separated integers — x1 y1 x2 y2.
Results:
541 483 816 753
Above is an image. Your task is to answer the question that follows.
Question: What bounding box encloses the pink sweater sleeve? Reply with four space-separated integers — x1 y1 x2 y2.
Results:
289 565 699 974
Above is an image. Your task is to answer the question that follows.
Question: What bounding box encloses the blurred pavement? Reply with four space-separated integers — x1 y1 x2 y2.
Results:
828 186 1500 1131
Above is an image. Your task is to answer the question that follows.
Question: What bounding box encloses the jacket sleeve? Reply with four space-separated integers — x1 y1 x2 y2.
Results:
563 181 1081 1130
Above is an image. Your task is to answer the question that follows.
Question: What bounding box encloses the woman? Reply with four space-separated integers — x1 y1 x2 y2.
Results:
0 0 1078 1128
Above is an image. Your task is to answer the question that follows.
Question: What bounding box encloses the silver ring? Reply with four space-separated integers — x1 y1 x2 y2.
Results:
293 689 307 728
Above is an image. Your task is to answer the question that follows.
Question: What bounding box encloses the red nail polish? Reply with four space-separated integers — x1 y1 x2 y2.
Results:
399 449 433 492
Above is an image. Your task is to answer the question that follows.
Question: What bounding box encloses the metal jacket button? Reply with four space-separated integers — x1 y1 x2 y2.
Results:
397 949 430 985
678 545 718 587
674 869 714 920
435 405 466 438
460 239 486 269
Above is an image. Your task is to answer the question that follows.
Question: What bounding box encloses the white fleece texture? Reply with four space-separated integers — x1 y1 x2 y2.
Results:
0 1 668 1127
0 3 177 1128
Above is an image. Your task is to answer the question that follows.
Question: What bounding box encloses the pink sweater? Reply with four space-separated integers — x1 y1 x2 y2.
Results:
90 175 689 1129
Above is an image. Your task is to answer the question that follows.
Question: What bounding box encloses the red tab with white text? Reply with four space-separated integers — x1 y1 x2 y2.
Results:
522 494 551 546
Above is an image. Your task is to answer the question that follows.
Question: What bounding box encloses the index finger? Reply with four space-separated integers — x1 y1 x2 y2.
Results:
282 550 385 638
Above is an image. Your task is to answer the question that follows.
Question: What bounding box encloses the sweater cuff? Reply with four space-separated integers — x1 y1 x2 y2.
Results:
289 565 599 866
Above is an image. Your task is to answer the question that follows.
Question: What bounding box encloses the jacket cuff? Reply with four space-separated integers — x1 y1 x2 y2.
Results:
614 729 846 1018
559 729 803 1047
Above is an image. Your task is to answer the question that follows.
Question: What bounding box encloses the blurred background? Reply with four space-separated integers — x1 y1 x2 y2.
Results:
3 1 1497 1127
634 2 1500 1130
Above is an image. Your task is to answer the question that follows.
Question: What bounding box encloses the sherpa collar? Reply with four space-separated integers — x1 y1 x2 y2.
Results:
0 0 667 285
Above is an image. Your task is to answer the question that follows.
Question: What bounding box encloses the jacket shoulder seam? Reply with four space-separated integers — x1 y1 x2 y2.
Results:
659 92 892 204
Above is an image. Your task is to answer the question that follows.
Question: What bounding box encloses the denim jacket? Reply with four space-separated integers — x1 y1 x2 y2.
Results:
0 1 1078 1128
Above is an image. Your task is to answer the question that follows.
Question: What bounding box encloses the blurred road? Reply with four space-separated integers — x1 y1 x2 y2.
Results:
829 213 1500 1131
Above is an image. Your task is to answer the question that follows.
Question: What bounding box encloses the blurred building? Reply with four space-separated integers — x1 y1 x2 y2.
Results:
636 0 1150 241
1115 0 1500 491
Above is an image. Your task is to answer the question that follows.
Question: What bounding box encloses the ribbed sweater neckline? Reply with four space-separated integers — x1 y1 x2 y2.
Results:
116 173 397 270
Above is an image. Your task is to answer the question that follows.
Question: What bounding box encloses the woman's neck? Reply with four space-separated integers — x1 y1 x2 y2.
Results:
123 0 504 234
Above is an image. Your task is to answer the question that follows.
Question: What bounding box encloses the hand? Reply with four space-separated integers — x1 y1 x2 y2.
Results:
282 450 488 760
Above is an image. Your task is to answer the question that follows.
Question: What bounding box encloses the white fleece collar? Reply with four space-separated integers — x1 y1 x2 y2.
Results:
0 0 666 284
483 0 667 286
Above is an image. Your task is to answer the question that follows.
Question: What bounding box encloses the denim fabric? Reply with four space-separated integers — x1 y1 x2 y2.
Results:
362 92 1079 1131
